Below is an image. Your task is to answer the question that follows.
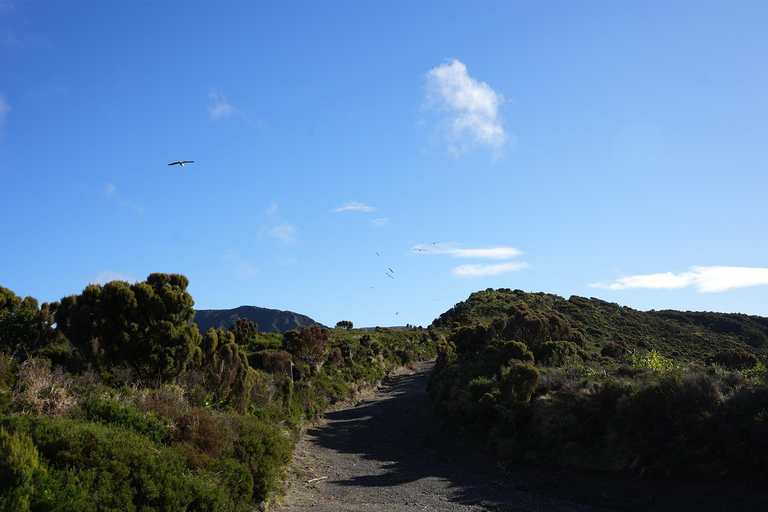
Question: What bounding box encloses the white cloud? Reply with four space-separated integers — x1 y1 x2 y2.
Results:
589 266 768 293
413 242 529 278
425 59 509 156
223 250 259 278
264 200 279 217
412 243 523 259
91 270 137 285
208 88 240 121
372 217 390 227
0 93 9 134
452 261 530 278
259 201 297 245
266 221 297 245
333 201 377 213
105 182 117 196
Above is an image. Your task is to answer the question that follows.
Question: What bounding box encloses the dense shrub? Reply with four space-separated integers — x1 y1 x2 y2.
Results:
707 348 759 370
499 363 539 404
79 397 165 444
0 427 46 511
533 340 583 367
429 288 768 478
234 416 293 503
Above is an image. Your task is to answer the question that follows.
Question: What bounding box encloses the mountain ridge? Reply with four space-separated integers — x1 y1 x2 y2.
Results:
192 305 326 335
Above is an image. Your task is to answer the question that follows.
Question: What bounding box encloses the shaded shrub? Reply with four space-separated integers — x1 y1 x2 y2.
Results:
496 340 534 365
707 349 759 370
467 376 494 400
327 347 343 368
533 340 583 367
601 341 628 360
499 362 539 404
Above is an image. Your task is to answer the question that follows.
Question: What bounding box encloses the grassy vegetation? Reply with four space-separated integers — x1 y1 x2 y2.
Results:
429 288 768 478
0 278 435 511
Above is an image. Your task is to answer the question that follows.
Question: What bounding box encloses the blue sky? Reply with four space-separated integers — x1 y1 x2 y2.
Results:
1 0 767 328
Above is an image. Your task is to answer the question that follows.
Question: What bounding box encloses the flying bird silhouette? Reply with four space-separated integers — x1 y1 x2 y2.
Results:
168 160 194 167
413 248 426 252
385 272 395 279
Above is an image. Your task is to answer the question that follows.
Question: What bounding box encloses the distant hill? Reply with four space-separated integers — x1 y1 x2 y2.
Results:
192 305 325 335
432 288 768 360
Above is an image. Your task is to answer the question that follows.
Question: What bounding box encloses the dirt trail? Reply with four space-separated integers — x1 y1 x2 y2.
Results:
275 360 766 512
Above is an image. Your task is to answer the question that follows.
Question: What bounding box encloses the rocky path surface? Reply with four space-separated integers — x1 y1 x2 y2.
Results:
275 360 766 512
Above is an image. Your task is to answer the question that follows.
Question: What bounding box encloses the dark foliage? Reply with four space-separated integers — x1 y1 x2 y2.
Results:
53 274 201 381
429 288 768 479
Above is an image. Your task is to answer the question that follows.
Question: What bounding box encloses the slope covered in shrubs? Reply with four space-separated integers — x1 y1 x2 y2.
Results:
429 288 768 477
0 276 435 511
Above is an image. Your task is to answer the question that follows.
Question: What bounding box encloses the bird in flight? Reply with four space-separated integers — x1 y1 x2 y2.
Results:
168 160 194 167
388 267 394 273
385 272 395 279
413 248 426 252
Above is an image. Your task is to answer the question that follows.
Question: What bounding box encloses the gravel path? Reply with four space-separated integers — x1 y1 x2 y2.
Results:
275 360 767 512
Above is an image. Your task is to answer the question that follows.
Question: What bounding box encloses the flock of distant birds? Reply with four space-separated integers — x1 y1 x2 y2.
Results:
376 242 441 318
169 159 440 321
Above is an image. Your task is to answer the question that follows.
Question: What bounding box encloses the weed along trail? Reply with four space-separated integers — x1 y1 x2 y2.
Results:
276 360 604 512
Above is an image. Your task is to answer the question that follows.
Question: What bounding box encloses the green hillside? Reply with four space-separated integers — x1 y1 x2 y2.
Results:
428 288 768 479
433 288 768 361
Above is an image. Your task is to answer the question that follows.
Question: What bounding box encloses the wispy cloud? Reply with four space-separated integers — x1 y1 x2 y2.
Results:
589 266 768 293
452 261 530 278
332 201 377 213
259 201 297 246
104 182 144 214
0 93 9 136
266 221 297 245
208 88 241 121
91 270 137 285
424 59 510 157
413 242 529 278
223 250 259 278
264 200 279 218
372 217 390 227
412 243 523 260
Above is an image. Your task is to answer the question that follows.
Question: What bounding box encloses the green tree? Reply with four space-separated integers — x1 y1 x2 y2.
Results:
198 328 254 407
335 320 353 330
0 287 55 351
228 317 258 345
54 273 201 381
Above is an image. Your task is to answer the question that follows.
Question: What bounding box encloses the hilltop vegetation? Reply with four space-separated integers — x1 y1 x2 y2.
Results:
429 288 768 478
0 275 435 511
